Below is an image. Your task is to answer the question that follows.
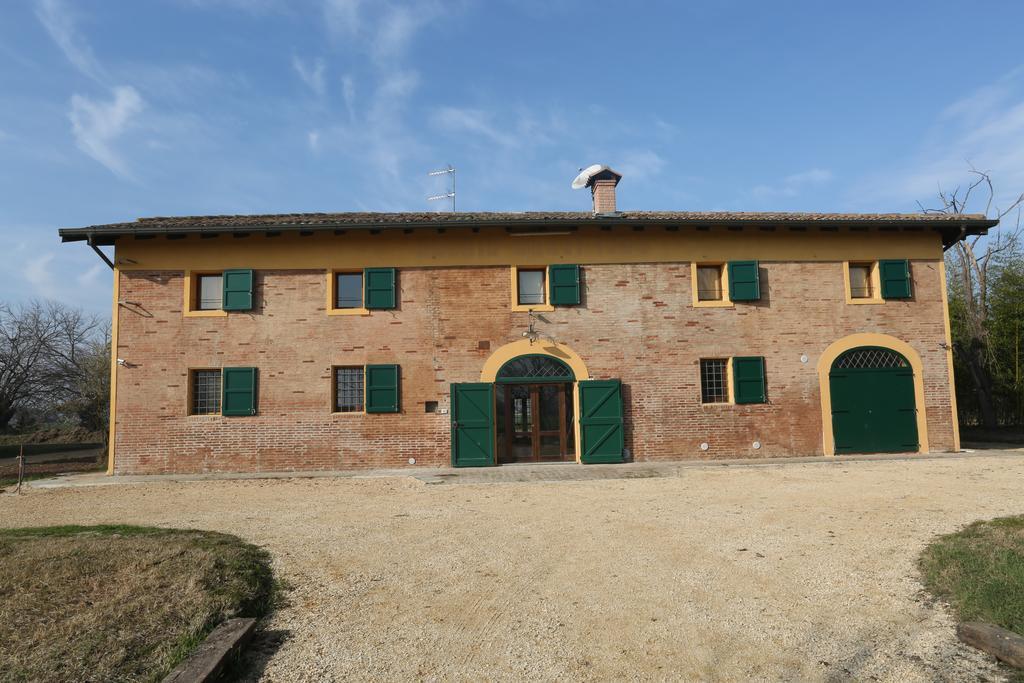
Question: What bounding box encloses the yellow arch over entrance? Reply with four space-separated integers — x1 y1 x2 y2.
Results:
480 339 591 382
480 339 589 463
817 333 929 456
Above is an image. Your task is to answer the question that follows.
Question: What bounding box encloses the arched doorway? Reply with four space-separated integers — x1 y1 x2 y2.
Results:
495 355 576 463
828 346 919 454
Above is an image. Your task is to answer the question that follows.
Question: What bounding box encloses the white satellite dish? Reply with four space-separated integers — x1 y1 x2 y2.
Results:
571 164 605 190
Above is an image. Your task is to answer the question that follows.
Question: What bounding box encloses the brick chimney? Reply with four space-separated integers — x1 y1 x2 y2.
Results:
580 166 623 215
591 178 618 214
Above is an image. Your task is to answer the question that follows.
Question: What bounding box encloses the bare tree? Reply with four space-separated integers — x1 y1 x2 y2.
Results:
921 167 1024 427
0 301 106 433
0 302 59 430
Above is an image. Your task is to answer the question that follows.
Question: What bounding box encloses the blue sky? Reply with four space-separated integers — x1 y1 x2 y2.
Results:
3 0 1024 314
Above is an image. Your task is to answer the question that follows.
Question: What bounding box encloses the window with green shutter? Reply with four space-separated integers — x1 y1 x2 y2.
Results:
222 269 254 311
733 356 766 404
548 264 581 306
364 268 396 309
222 367 257 416
728 261 760 301
879 259 911 299
365 364 400 413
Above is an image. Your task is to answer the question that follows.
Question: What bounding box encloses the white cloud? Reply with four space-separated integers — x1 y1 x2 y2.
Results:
76 263 104 289
34 0 108 82
321 0 444 63
323 0 362 37
341 74 356 122
617 150 667 182
23 253 58 299
292 56 326 97
308 129 321 152
856 67 1024 214
69 86 144 178
373 4 434 62
431 107 516 147
752 168 833 199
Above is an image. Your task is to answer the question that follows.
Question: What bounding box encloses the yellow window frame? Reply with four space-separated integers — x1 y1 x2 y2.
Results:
183 270 227 317
843 261 883 305
326 270 371 316
510 265 555 312
691 262 733 308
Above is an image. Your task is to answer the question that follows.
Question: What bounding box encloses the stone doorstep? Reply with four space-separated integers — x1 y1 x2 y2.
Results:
17 448 1024 490
163 617 256 683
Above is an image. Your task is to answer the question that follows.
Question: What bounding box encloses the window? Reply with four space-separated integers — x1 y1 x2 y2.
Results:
848 263 874 299
335 273 363 309
185 270 253 316
333 364 400 413
517 269 545 306
696 265 724 301
328 268 396 314
191 370 221 415
700 359 729 403
334 366 364 412
196 274 223 310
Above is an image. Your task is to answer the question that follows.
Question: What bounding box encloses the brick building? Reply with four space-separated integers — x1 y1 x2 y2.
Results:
59 168 995 475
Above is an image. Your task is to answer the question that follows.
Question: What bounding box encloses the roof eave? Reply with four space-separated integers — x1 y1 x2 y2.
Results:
58 215 1000 245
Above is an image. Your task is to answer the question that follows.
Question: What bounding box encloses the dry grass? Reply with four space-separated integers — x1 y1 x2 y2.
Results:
0 525 274 683
920 515 1024 681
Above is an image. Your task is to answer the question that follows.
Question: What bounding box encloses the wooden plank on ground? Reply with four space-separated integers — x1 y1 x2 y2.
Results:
957 622 1024 669
163 617 257 683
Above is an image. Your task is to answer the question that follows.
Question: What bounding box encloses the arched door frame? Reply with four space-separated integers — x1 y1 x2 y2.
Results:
817 333 929 456
481 340 590 463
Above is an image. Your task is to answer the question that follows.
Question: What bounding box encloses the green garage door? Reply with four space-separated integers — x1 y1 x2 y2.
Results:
829 347 919 454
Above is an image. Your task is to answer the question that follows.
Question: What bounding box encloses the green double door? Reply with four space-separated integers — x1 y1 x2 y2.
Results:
451 380 624 466
830 360 918 454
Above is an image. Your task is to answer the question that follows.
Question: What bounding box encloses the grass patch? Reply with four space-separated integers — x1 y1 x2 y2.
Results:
920 515 1024 678
0 442 104 459
0 525 275 682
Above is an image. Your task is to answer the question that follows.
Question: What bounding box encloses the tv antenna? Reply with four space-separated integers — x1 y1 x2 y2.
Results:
427 165 456 212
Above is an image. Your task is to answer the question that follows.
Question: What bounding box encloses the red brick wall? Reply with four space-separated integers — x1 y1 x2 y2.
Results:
112 260 954 474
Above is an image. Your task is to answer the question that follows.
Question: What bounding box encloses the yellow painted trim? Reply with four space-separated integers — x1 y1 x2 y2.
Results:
510 265 555 312
106 267 120 475
691 262 733 308
938 260 961 451
843 261 884 305
480 339 591 383
480 339 590 463
183 270 227 317
326 270 371 316
572 381 582 464
115 227 944 272
817 333 929 456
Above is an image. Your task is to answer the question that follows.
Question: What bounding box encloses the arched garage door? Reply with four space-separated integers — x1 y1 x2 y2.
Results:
829 347 919 454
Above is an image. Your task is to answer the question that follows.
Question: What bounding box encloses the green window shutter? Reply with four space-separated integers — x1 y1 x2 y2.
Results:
727 261 760 301
222 269 254 311
879 259 911 299
733 357 766 404
222 367 257 416
364 268 396 309
548 264 581 306
366 364 400 413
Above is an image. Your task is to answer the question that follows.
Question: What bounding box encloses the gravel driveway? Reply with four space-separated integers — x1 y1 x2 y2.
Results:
3 453 1022 681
